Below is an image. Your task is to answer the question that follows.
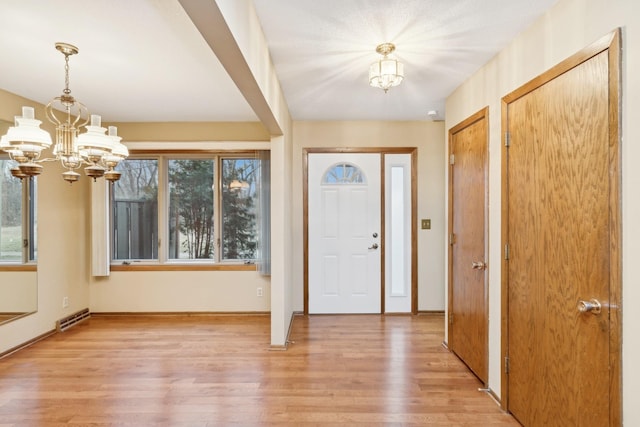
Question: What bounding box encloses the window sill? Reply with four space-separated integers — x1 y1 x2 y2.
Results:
110 263 257 272
0 264 37 272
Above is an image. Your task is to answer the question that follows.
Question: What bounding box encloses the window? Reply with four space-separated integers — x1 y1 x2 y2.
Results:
322 162 365 184
0 159 36 263
111 154 262 264
221 158 259 261
112 159 158 260
168 159 214 260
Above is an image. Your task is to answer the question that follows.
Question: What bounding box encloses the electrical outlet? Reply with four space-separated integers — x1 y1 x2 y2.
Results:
62 296 69 308
421 219 431 230
257 287 263 297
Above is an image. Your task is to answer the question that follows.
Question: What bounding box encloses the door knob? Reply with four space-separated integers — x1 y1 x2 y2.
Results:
368 243 379 250
578 299 601 314
471 261 486 270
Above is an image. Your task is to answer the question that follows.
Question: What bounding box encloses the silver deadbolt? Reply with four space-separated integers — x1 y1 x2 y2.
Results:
372 232 378 238
368 243 379 250
578 299 601 314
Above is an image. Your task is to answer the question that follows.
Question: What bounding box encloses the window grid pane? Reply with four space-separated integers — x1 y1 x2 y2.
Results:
168 159 215 260
221 158 259 261
112 159 158 260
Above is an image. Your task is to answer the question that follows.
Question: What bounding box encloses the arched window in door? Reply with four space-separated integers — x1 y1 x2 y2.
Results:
322 162 366 184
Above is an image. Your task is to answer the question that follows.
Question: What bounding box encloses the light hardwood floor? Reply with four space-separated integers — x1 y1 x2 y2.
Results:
0 314 519 426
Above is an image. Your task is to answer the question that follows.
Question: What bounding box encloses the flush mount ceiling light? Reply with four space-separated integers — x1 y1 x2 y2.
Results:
0 42 128 183
369 42 404 93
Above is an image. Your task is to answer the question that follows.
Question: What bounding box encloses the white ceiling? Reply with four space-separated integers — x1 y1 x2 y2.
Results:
253 0 558 121
0 0 558 124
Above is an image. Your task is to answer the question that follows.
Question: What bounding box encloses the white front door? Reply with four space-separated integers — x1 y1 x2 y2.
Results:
308 153 381 314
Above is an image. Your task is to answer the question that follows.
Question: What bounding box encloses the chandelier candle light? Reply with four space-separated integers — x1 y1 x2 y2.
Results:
369 42 404 93
0 42 128 183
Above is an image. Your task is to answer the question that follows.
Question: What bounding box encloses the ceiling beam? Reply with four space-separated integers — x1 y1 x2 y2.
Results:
178 0 283 135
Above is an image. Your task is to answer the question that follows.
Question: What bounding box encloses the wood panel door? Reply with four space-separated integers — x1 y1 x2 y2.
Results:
503 32 621 426
448 108 488 383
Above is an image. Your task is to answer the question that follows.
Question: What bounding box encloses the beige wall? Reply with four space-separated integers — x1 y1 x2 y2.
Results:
0 89 92 353
292 121 446 312
90 271 270 312
445 0 639 423
0 272 37 313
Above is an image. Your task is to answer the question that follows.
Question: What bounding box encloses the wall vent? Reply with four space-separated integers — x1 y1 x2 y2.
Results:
56 308 91 332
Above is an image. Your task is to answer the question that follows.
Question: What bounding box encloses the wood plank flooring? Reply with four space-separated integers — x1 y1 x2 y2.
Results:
0 314 519 426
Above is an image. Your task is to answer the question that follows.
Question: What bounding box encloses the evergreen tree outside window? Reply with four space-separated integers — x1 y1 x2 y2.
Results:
168 159 214 260
221 158 259 261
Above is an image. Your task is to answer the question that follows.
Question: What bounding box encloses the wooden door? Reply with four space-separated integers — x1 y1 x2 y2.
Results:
503 32 621 426
448 108 488 383
308 153 381 313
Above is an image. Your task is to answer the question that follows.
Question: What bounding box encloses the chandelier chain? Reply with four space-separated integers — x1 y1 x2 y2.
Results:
64 54 71 95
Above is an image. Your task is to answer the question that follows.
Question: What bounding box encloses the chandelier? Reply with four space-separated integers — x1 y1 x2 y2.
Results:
229 179 250 191
369 42 404 93
0 42 128 183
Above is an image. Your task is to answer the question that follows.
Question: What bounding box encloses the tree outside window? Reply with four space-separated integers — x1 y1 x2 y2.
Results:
168 159 214 260
221 158 259 261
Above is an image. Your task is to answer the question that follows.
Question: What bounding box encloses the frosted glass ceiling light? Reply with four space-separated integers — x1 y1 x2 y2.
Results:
369 43 404 93
0 42 128 183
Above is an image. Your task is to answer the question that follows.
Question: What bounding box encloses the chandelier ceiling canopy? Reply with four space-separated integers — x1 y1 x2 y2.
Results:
0 42 128 183
369 42 404 93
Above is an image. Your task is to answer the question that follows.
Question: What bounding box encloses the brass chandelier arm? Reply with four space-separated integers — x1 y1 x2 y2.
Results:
45 98 90 128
